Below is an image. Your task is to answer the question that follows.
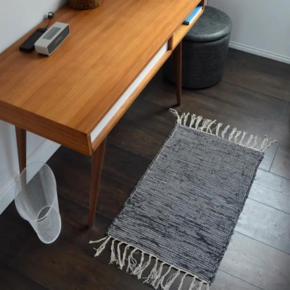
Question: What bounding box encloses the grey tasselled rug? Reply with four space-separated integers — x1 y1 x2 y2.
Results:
90 109 277 290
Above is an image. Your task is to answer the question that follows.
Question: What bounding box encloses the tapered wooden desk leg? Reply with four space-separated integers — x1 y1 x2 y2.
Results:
173 41 182 106
15 127 26 173
88 138 107 228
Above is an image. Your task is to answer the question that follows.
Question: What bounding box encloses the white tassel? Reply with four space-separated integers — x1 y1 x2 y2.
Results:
110 239 117 264
199 281 210 290
169 109 181 124
215 123 223 136
183 113 190 126
91 237 211 290
188 276 197 290
234 130 242 143
130 250 139 272
132 251 145 276
260 135 268 152
163 270 181 290
90 236 111 257
137 254 152 279
189 114 197 128
246 134 254 147
195 116 203 129
199 119 211 132
228 128 237 142
126 248 138 273
144 258 159 284
89 236 108 244
120 244 130 270
206 120 216 133
197 281 206 290
252 136 261 149
149 260 163 285
239 131 247 145
177 273 187 290
117 242 124 267
156 265 172 289
197 283 202 290
263 138 277 152
199 119 207 131
162 272 176 289
152 262 166 287
180 113 186 125
221 125 230 139
169 109 277 153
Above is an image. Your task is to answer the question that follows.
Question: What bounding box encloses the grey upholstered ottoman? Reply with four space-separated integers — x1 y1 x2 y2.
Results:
164 6 232 89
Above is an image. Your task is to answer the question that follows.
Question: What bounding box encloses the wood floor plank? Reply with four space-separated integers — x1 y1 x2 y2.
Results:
211 270 262 290
282 103 290 121
107 97 176 159
0 203 34 265
236 199 290 254
249 183 290 214
270 146 290 179
220 233 290 290
109 118 171 160
158 269 263 290
122 96 174 133
0 263 47 290
259 145 278 171
223 59 290 102
254 169 290 195
197 80 287 120
146 75 287 120
226 49 290 81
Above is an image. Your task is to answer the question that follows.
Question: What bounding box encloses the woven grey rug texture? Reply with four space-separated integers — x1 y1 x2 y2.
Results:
91 110 276 289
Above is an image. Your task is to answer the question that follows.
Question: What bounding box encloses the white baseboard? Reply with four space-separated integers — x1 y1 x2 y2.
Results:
229 41 290 65
0 140 60 215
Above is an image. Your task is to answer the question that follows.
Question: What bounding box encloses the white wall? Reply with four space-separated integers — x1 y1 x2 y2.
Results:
0 0 66 214
208 0 290 64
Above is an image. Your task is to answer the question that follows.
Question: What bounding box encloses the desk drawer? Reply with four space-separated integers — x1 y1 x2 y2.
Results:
171 4 204 50
90 42 170 150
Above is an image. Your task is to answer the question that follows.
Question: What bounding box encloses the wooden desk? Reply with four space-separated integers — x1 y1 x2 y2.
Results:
0 0 204 227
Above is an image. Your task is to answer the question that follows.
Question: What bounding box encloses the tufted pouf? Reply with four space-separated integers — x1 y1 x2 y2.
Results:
164 6 232 89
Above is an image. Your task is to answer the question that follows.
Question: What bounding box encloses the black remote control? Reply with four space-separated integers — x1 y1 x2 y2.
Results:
19 28 47 52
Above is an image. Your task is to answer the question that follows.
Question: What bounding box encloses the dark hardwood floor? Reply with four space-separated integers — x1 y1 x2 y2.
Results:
1 48 290 290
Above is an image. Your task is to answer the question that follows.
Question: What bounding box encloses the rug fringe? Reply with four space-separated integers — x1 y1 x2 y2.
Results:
169 109 277 153
90 236 210 290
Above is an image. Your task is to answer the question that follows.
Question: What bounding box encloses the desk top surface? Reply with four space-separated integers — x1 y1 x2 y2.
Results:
0 0 200 153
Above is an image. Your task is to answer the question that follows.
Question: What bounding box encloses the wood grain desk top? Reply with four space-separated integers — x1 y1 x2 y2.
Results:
0 0 202 155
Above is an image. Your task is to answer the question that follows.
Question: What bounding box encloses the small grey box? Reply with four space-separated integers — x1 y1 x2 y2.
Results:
34 22 70 56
